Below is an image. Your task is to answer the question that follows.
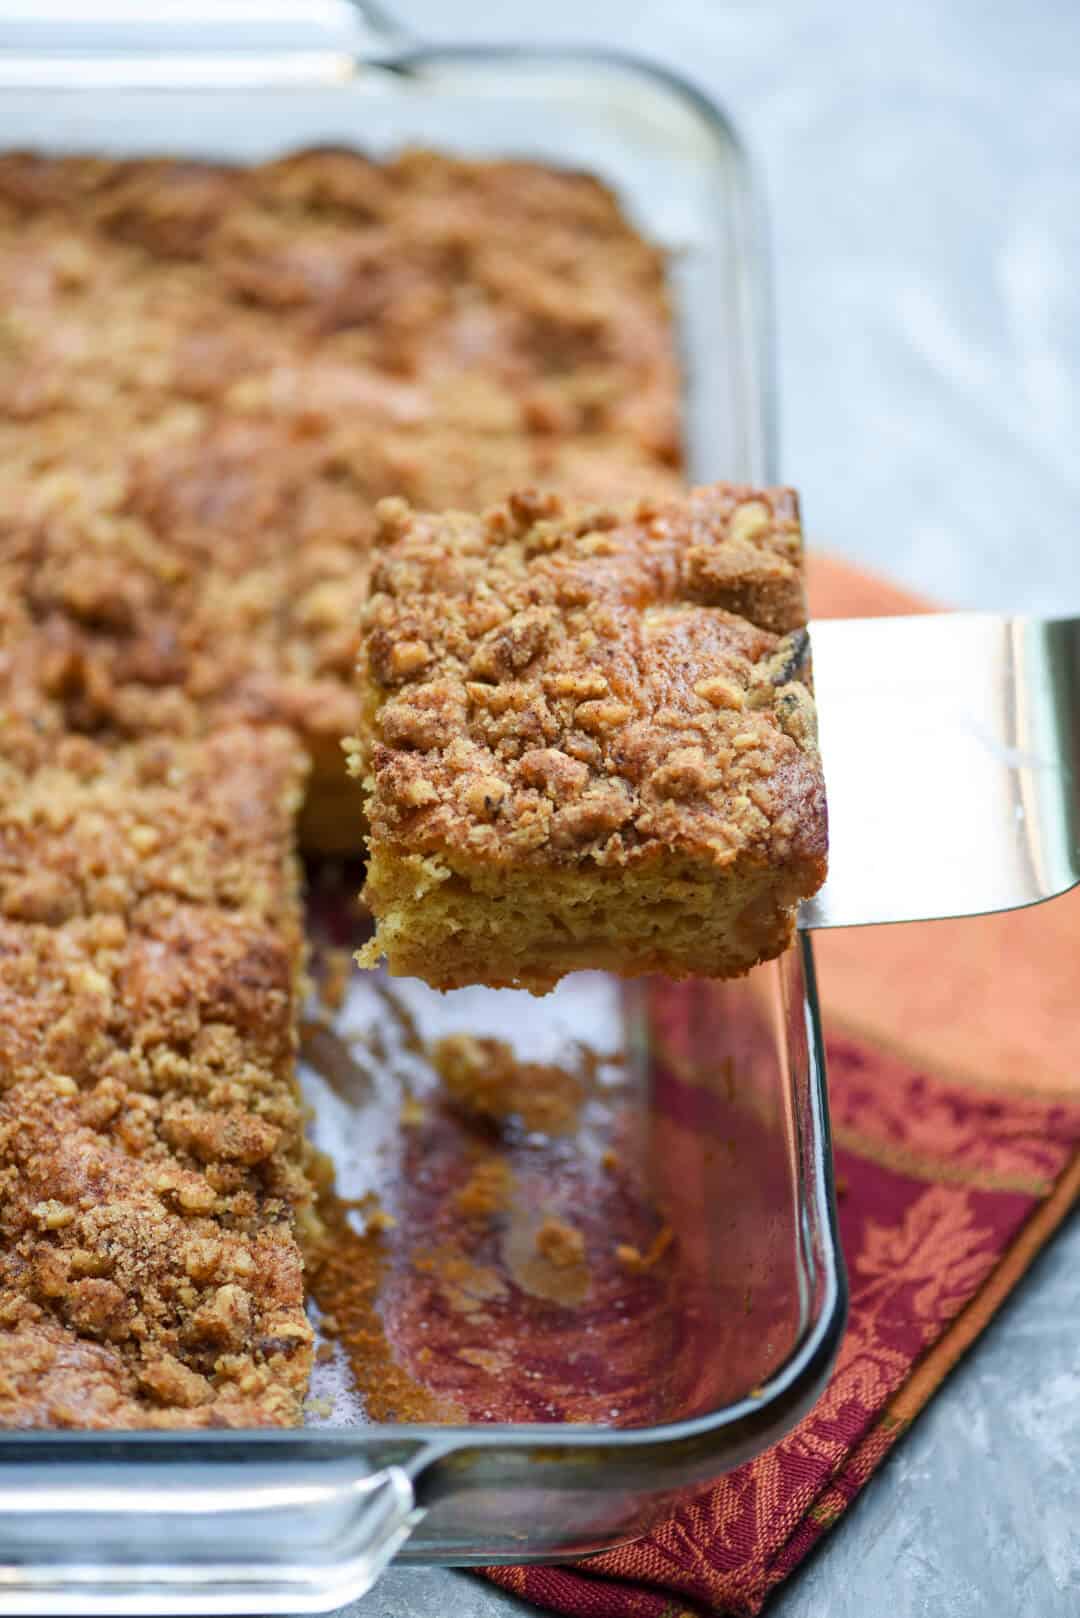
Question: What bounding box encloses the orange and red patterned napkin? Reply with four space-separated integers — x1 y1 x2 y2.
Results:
486 555 1080 1616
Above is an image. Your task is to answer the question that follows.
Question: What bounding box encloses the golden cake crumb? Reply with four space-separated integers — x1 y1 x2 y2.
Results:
614 1225 674 1274
535 1216 586 1270
454 1156 515 1223
431 1034 583 1135
319 948 353 1013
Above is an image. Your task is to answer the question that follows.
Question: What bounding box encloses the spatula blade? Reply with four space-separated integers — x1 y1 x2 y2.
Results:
800 613 1080 930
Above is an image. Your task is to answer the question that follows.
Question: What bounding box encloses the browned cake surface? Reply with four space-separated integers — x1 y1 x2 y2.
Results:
0 726 306 932
352 486 827 991
0 147 683 848
0 726 314 1427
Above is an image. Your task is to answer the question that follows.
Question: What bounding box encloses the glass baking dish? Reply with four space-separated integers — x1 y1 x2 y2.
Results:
0 5 846 1611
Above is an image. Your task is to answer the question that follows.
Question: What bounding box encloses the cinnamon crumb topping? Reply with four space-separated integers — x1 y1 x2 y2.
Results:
0 726 313 1428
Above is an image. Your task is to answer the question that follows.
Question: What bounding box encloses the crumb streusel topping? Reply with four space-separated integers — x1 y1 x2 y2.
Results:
356 486 823 876
0 725 314 1427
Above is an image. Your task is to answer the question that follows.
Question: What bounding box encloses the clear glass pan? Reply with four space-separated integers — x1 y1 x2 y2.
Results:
0 9 846 1611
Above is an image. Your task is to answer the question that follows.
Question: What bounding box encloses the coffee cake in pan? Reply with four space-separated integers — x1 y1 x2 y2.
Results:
0 145 824 1427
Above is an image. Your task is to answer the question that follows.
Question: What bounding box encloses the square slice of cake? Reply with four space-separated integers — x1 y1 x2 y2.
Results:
349 485 828 994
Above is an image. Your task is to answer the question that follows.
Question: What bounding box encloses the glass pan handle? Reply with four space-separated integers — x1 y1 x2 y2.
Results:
0 1459 419 1615
0 0 414 88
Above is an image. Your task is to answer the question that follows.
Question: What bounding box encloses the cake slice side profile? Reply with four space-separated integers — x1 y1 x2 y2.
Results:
350 486 828 994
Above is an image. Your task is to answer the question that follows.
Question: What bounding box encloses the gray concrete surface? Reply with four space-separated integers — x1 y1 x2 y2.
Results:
346 1 1080 1614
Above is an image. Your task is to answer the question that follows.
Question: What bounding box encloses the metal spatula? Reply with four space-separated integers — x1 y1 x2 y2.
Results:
801 613 1080 930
